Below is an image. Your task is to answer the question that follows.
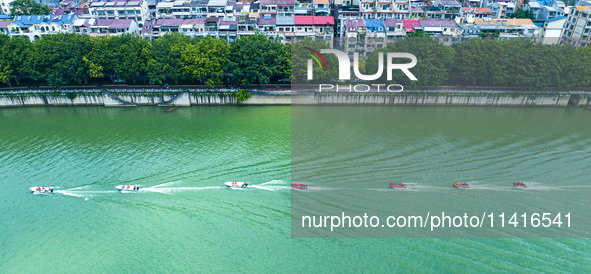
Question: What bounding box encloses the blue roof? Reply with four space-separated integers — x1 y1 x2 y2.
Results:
364 19 385 32
534 22 544 27
546 16 566 22
12 15 76 28
0 15 12 20
536 0 546 6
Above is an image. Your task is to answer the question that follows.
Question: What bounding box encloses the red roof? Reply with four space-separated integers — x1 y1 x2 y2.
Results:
294 16 334 25
402 19 420 31
461 7 494 14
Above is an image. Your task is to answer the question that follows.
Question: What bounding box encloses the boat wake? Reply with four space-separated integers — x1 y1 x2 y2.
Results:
142 186 224 194
246 180 290 191
54 190 91 200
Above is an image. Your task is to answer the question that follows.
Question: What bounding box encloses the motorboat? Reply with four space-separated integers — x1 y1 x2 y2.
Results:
30 186 54 195
165 107 178 113
513 182 527 188
453 182 470 188
390 183 406 189
291 183 307 190
224 181 248 188
116 185 140 192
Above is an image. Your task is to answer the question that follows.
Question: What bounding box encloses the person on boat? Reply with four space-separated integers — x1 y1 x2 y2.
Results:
36 186 40 191
49 187 53 193
244 183 248 187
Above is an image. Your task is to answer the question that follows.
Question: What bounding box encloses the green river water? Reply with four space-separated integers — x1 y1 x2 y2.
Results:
0 106 590 272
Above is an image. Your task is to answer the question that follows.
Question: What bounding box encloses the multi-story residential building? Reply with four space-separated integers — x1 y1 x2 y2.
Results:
237 14 257 36
156 0 208 19
419 19 459 36
276 12 295 43
360 0 411 19
260 0 295 17
218 16 237 41
294 15 333 45
342 18 366 56
313 0 330 16
433 0 460 19
1 0 14 15
460 7 494 19
206 0 227 17
86 18 140 36
474 17 541 40
335 5 359 37
489 1 515 18
364 19 386 53
7 14 76 41
560 6 591 47
89 0 150 26
541 15 565 44
383 18 406 43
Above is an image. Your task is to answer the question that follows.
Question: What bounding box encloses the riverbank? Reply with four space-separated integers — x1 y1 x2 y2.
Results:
0 90 590 108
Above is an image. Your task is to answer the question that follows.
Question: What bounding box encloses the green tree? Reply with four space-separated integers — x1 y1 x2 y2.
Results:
235 89 251 103
406 30 430 37
227 33 290 85
30 33 91 87
290 37 338 83
181 37 229 88
367 37 454 87
508 9 535 20
9 0 51 15
87 34 151 83
0 35 33 86
149 33 190 84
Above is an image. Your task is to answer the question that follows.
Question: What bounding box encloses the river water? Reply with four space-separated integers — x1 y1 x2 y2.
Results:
0 106 589 272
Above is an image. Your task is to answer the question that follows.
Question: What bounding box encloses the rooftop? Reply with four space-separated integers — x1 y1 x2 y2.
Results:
294 16 333 25
419 19 458 28
94 19 133 29
461 7 493 14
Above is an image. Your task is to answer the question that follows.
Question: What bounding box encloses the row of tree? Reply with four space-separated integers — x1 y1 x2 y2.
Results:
361 38 591 89
0 33 290 88
2 33 591 89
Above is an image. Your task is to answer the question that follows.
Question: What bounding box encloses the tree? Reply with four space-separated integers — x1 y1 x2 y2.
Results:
235 89 251 103
0 35 33 86
508 9 535 20
87 34 151 83
30 33 91 87
149 33 190 84
366 37 454 87
181 37 229 88
290 37 338 83
406 30 430 37
227 33 290 85
9 0 51 16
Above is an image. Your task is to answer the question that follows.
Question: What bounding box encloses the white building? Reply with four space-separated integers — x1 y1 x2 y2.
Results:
88 0 150 26
561 6 591 47
541 16 566 44
8 14 76 41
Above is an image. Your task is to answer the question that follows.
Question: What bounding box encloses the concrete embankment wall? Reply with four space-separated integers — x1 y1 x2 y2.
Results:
0 92 582 107
308 93 571 106
569 95 591 109
0 92 291 107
